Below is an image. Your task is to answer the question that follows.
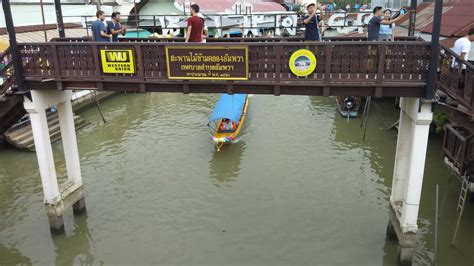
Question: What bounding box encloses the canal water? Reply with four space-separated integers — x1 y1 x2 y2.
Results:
0 93 473 265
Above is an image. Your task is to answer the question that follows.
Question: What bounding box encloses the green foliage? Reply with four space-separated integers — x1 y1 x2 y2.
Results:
433 110 448 134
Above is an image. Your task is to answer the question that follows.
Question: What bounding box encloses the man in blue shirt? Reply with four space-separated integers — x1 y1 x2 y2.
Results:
91 10 111 42
303 3 322 41
107 12 126 42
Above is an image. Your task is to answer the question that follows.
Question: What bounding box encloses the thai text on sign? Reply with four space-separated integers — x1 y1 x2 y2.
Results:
100 49 135 74
165 46 248 80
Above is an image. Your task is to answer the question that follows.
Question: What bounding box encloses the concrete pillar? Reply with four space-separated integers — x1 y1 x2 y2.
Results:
57 100 82 185
24 90 86 232
387 97 433 265
24 97 61 205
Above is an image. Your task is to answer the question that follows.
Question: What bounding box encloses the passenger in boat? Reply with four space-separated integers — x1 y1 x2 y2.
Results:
220 119 233 131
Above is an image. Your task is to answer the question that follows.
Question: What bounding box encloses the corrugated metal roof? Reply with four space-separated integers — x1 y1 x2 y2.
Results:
0 28 90 43
399 0 473 37
422 0 473 37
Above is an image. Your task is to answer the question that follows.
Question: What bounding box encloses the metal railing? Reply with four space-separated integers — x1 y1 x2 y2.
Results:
61 11 377 38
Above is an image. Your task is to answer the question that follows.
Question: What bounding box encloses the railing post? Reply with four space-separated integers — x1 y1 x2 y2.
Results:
2 0 26 92
84 16 89 37
54 0 66 38
274 45 282 96
375 44 387 97
425 0 443 99
50 44 62 89
135 44 146 93
91 44 103 91
408 0 417 37
323 44 332 96
153 15 156 34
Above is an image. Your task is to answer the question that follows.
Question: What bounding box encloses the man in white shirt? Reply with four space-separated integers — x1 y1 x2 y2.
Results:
452 28 474 91
452 28 474 69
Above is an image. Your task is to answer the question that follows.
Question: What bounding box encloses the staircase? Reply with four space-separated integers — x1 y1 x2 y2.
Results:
0 48 26 139
4 111 88 151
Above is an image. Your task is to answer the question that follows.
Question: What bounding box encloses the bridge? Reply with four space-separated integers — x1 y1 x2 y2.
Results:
19 36 430 97
3 0 472 264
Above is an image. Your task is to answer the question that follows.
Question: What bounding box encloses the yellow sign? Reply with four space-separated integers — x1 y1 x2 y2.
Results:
100 49 135 74
165 46 248 80
289 49 317 77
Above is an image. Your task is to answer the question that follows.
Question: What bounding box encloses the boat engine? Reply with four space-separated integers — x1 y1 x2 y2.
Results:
344 97 354 110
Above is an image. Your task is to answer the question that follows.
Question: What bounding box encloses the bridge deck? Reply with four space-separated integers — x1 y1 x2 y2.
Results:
18 37 431 97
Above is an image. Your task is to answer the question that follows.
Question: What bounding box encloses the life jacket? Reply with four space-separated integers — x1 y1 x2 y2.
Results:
232 122 237 130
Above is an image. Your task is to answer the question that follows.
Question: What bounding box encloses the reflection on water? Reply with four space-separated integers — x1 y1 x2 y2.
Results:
0 244 32 265
0 94 473 265
209 141 246 186
53 214 95 265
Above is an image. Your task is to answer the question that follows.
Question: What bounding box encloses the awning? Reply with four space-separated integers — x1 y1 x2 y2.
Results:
209 94 247 123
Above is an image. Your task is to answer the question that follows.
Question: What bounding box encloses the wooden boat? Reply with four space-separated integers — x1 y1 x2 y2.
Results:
208 94 249 150
336 96 361 118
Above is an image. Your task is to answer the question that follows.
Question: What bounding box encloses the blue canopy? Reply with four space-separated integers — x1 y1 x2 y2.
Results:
208 94 247 123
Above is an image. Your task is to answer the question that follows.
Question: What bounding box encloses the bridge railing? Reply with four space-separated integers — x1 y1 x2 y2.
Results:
49 36 421 43
438 45 474 112
443 124 474 175
0 48 15 95
18 39 430 96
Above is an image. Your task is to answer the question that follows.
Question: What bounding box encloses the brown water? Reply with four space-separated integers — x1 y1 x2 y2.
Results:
0 93 473 265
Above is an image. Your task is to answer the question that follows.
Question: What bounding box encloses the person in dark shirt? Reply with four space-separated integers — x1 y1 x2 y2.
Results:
303 3 323 41
367 6 405 41
107 12 126 42
91 10 111 42
185 4 204 43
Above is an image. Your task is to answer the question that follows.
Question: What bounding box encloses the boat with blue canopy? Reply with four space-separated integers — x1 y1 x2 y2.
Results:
208 94 249 150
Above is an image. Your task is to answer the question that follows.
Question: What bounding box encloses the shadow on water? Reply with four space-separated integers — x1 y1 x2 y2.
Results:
52 213 95 265
209 141 246 187
0 244 32 265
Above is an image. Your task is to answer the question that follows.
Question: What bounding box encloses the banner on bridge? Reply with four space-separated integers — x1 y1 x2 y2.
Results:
166 46 248 80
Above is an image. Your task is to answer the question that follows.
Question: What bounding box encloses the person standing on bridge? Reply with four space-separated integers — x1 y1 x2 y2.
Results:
185 4 204 43
378 9 395 41
303 3 323 41
107 12 127 42
367 6 404 41
452 28 474 91
91 11 112 42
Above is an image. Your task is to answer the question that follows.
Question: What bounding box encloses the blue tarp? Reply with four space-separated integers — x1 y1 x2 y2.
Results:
208 94 247 123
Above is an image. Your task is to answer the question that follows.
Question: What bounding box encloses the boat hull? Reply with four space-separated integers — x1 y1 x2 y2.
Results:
211 95 249 147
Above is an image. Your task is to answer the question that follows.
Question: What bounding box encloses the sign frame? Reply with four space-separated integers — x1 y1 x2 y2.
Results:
165 46 249 81
289 49 317 77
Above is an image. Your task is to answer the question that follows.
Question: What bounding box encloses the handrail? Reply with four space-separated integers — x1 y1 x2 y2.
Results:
49 36 421 43
16 39 430 99
0 48 15 96
22 39 429 46
437 45 474 113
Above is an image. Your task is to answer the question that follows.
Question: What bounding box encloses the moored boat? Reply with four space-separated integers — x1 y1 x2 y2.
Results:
208 94 249 150
336 96 361 118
